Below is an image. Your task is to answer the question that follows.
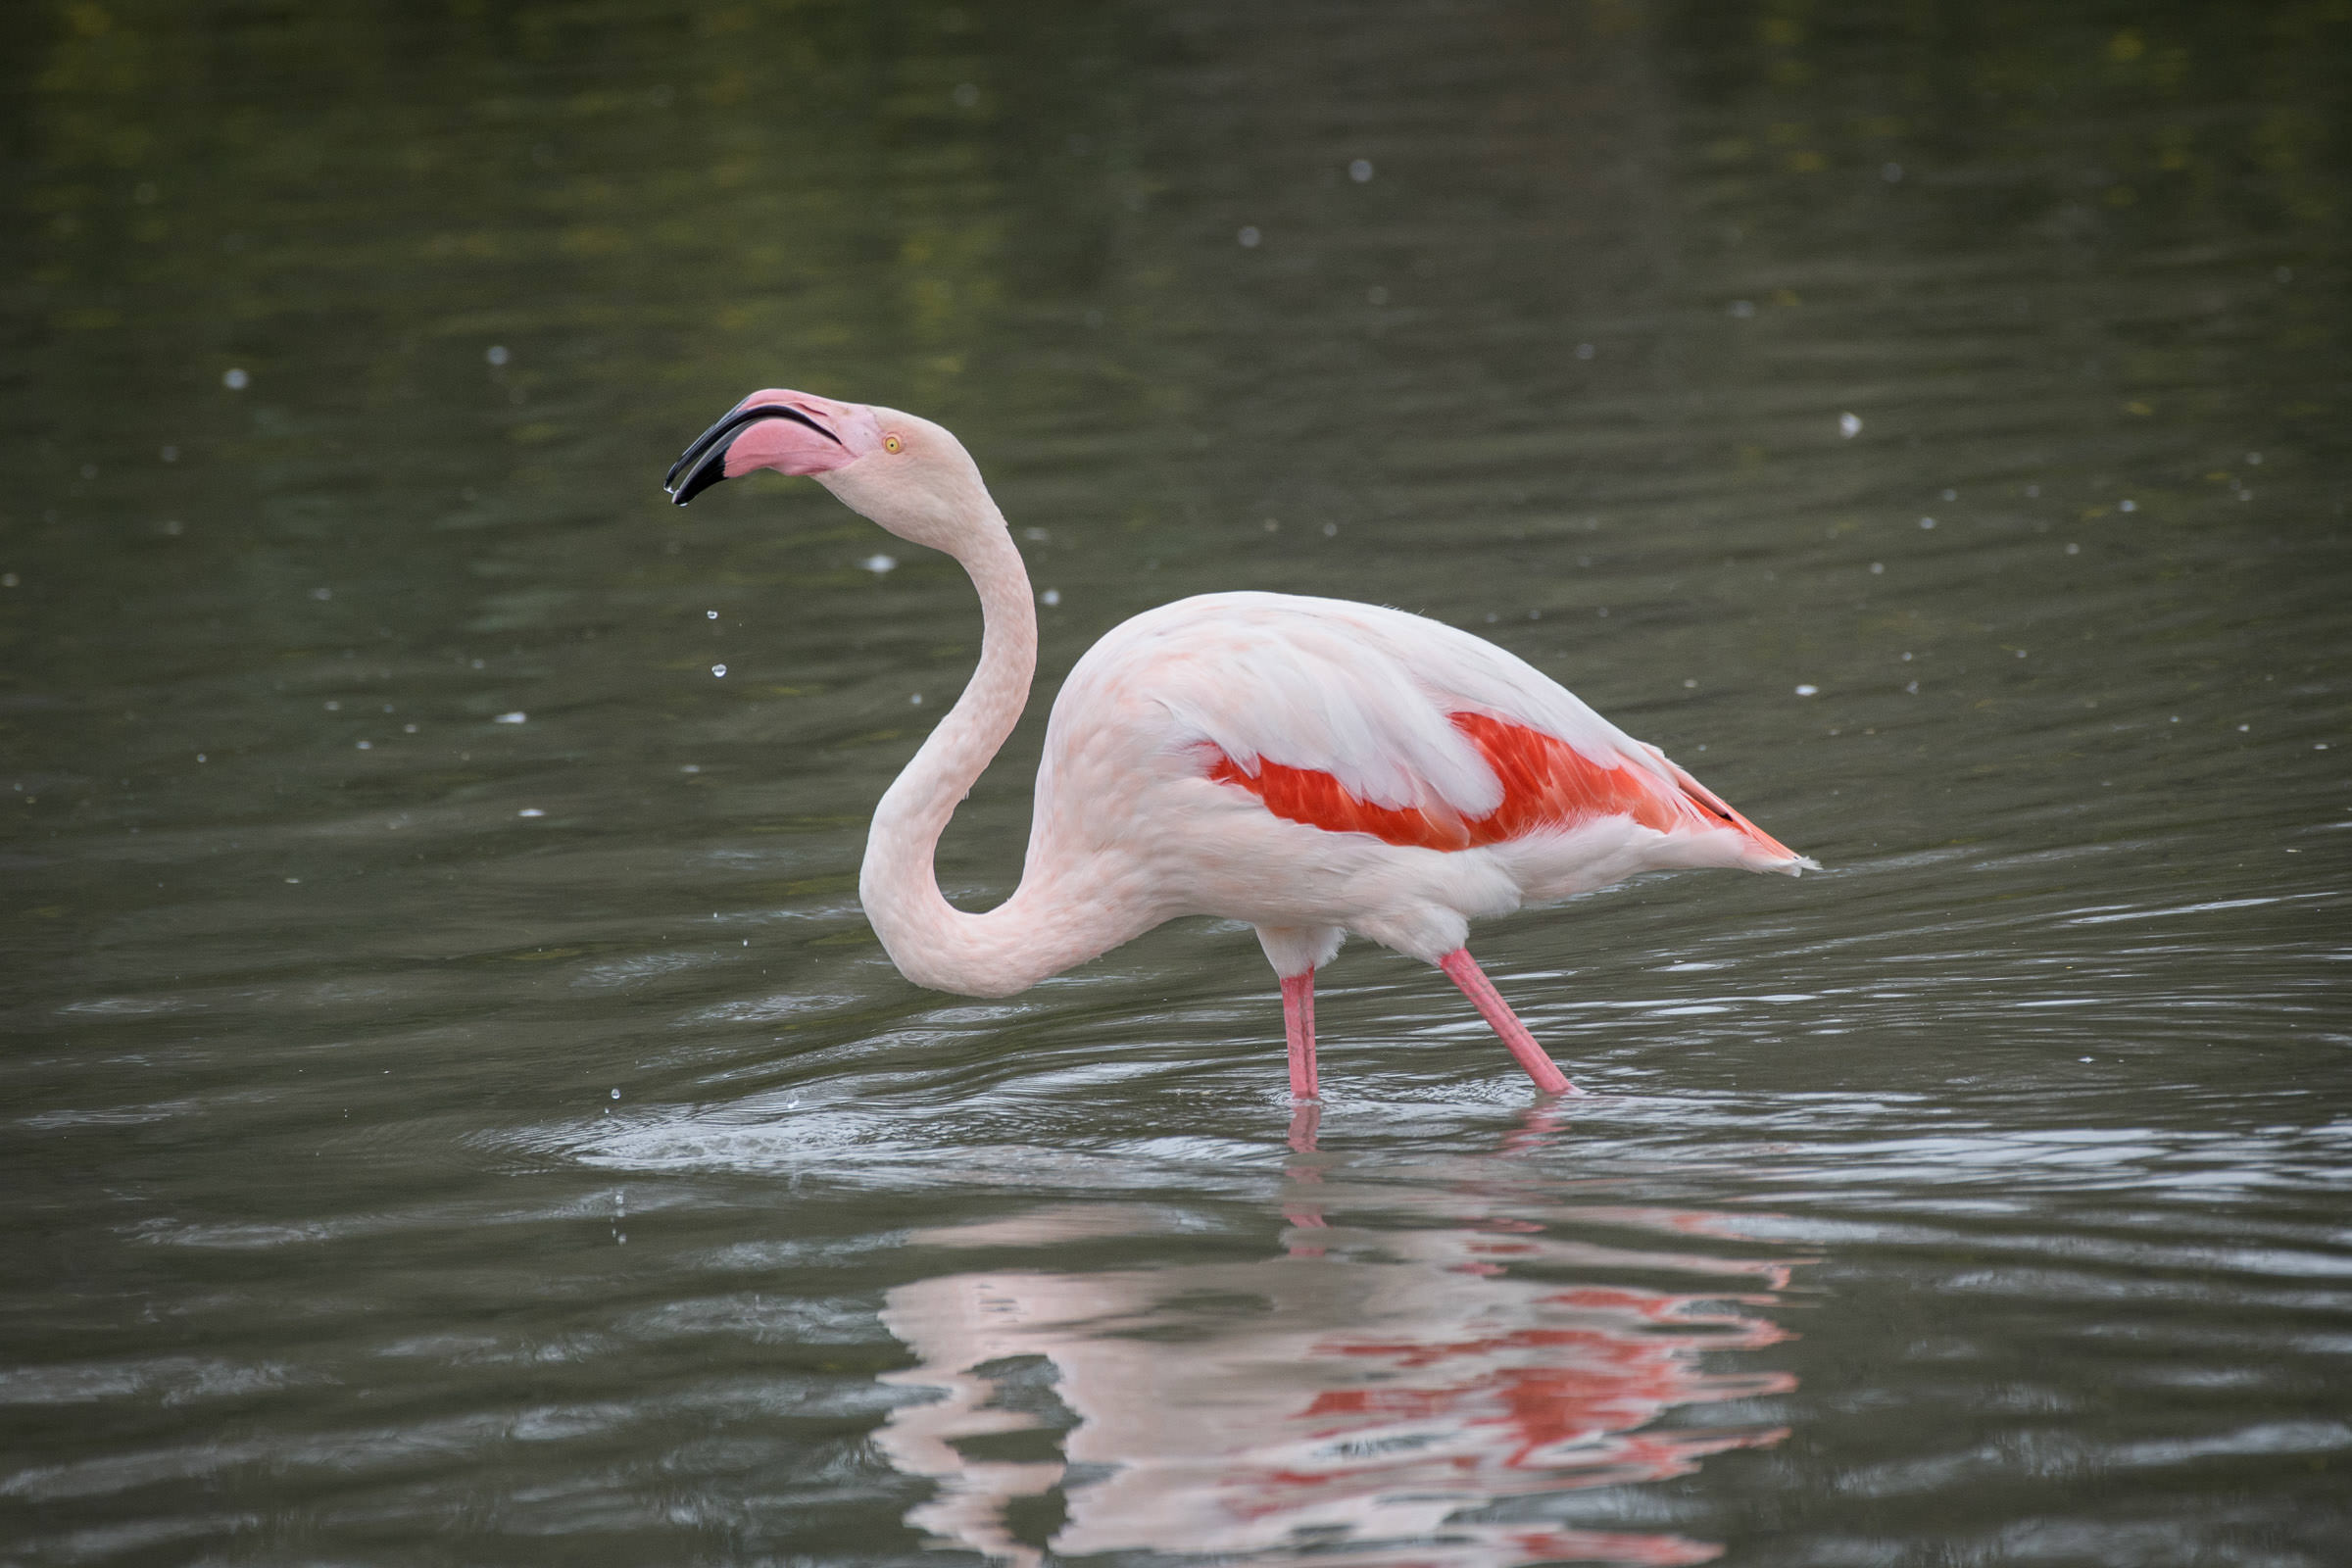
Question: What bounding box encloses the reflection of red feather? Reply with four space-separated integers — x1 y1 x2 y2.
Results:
1246 1290 1793 1516
1207 711 1796 858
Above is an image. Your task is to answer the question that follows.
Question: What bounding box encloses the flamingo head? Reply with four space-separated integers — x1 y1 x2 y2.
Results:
664 389 997 555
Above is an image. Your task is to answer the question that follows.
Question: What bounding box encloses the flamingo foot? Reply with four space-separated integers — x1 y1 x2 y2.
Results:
1281 970 1319 1101
1438 949 1581 1096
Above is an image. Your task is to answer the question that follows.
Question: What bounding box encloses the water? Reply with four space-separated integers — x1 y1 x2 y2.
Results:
4 1 2349 1562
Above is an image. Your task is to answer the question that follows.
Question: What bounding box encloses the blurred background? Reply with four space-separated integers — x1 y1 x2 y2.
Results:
2 1 2348 1563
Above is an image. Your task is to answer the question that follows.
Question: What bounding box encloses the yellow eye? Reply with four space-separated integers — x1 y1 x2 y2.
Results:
883 434 903 454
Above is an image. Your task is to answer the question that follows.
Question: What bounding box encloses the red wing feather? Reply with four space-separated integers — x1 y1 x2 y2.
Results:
1206 712 1792 858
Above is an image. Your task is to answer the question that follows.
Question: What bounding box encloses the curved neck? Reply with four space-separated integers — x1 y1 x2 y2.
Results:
858 514 1127 998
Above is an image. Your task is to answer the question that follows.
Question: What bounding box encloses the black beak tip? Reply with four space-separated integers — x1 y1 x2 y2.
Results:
668 449 732 507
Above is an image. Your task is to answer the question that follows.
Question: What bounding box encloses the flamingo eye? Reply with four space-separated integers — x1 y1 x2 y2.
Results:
883 434 903 454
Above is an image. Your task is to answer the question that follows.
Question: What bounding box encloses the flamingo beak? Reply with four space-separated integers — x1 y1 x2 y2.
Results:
662 396 856 506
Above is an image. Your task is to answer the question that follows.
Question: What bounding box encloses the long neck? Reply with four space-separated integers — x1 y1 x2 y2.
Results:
858 514 1126 998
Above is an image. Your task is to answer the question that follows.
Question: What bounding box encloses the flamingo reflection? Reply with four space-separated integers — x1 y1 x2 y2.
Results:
876 1111 1803 1565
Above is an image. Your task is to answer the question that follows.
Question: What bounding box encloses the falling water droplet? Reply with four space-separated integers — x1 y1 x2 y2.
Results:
1348 159 1374 182
711 663 727 677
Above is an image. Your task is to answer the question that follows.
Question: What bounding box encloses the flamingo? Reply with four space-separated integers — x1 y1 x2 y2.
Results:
665 389 1813 1100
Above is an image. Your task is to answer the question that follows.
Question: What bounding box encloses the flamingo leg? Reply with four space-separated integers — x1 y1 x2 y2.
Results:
1438 949 1580 1096
1281 970 1319 1101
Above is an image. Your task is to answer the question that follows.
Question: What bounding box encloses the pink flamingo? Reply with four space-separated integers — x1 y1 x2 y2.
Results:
666 390 1813 1100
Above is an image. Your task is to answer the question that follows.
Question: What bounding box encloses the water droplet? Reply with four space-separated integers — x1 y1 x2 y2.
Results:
1683 678 1698 689
681 764 700 773
285 877 300 884
611 1088 620 1100
2237 724 2250 733
518 808 545 817
486 345 509 366
1348 159 1374 182
1576 342 1595 360
2026 484 2040 498
494 711 526 723
1870 563 1885 574
1238 225 1261 248
195 753 206 762
909 692 923 706
1918 516 1936 529
1839 412 1862 437
311 586 331 601
711 663 727 677
706 609 718 619
1040 588 1060 606
1794 684 1820 697
0 574 16 588
2246 452 2263 465
355 740 371 750
1321 521 1338 536
2066 543 2080 555
2118 498 2136 513
221 368 248 390
1905 680 1919 694
404 722 417 733
861 554 897 574
1729 299 1755 318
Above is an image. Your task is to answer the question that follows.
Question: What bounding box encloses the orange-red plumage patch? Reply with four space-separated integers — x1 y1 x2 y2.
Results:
1205 711 1788 856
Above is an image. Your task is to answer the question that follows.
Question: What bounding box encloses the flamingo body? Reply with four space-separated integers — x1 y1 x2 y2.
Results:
1022 590 1800 968
664 390 1813 1099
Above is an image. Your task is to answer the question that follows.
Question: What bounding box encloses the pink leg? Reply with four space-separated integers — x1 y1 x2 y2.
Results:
1438 949 1581 1096
1282 970 1319 1101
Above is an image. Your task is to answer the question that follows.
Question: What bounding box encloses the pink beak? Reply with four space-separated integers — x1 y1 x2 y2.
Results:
663 389 877 505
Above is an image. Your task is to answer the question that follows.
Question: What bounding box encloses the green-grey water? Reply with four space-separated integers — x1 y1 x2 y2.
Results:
5 2 2349 1562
